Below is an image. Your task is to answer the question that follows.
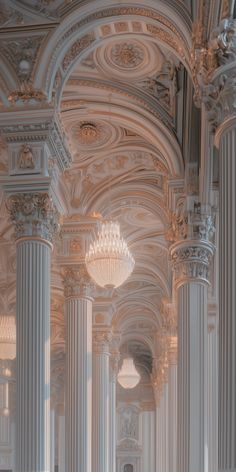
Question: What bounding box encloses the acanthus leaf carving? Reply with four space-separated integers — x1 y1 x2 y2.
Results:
7 192 60 243
62 265 93 299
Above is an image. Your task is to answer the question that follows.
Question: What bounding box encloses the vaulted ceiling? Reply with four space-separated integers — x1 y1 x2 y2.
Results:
0 0 224 396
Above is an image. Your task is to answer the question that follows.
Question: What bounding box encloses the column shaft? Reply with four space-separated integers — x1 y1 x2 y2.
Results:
208 326 218 472
16 239 51 472
177 282 208 472
168 363 177 472
58 415 65 472
50 409 55 472
219 127 236 471
109 376 116 472
65 297 92 472
92 335 110 472
142 411 156 472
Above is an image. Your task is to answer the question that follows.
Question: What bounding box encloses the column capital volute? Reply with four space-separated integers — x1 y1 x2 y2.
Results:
170 239 215 287
6 192 60 244
62 264 94 300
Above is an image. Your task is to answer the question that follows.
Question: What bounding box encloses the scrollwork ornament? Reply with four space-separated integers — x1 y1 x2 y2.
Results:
7 193 60 243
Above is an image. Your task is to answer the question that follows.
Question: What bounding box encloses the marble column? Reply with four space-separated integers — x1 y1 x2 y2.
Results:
92 330 111 472
50 409 55 472
207 320 218 472
216 123 236 471
142 409 156 472
109 348 120 472
63 266 93 472
171 239 214 472
8 192 59 472
168 338 177 472
154 383 168 472
58 413 65 472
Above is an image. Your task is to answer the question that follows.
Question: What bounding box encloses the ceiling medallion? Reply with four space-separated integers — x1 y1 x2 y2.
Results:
78 122 100 144
111 42 144 68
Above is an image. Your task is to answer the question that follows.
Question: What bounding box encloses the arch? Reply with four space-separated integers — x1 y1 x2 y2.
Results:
61 101 184 176
34 0 192 98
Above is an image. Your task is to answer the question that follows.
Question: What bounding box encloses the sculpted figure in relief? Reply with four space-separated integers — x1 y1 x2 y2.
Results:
121 409 137 439
124 464 133 472
18 144 35 169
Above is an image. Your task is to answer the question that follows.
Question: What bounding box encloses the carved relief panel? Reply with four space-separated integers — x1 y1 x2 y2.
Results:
118 405 139 441
8 142 50 176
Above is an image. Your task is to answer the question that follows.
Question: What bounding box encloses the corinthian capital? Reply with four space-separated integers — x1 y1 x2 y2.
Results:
93 330 112 355
62 265 93 299
7 192 60 243
170 240 214 287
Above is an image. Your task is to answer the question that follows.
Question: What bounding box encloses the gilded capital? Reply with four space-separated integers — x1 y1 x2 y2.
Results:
7 192 60 243
62 265 93 299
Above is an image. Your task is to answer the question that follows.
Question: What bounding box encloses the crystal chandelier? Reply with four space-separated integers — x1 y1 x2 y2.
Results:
85 220 135 289
117 358 140 389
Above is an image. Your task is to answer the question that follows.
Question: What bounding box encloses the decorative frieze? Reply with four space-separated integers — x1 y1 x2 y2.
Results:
7 192 60 243
0 115 71 172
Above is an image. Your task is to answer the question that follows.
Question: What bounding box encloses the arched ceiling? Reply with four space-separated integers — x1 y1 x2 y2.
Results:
0 0 224 396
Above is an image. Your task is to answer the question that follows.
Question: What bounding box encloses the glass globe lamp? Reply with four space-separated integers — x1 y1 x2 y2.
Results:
117 357 140 389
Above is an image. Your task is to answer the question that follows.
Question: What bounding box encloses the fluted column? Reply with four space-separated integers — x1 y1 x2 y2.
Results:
63 266 93 472
58 412 65 472
205 21 236 470
50 409 55 472
216 123 236 471
7 193 59 472
142 409 156 472
153 383 168 472
109 346 120 472
168 338 177 472
208 320 218 472
171 240 214 472
92 330 111 472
